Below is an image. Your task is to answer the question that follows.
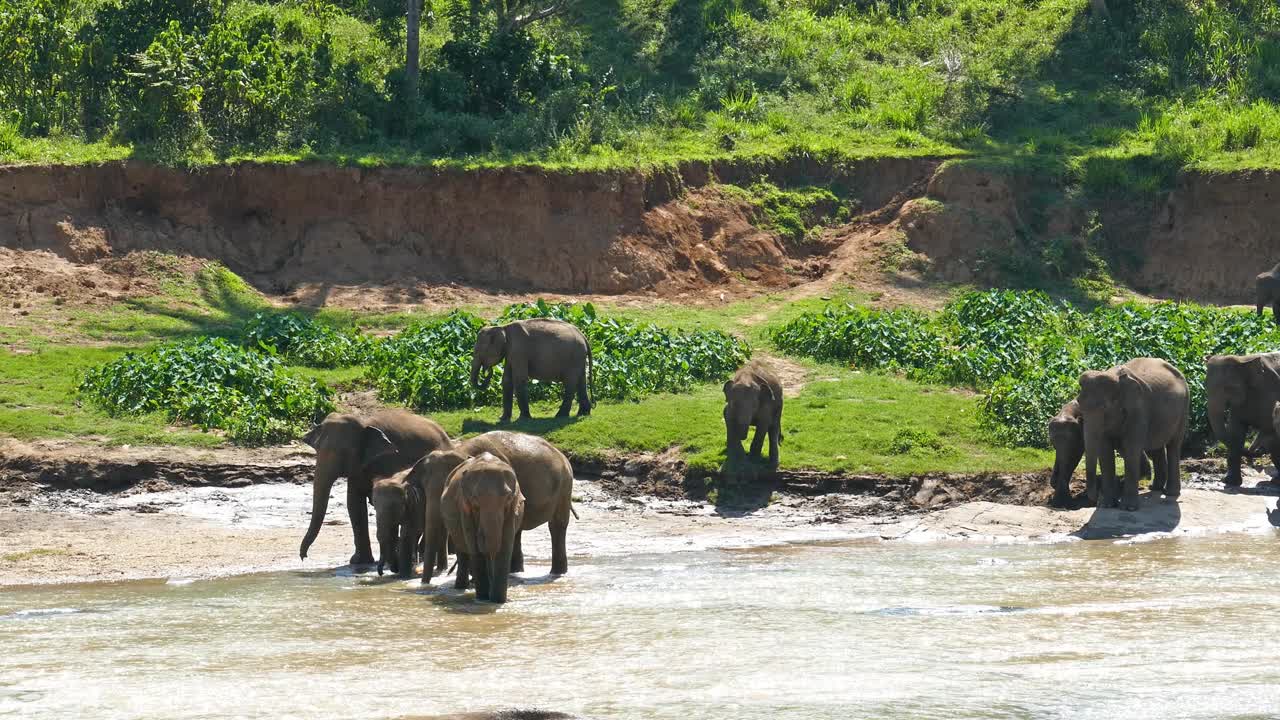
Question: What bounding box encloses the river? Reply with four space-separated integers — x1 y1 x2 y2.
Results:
4 531 1280 719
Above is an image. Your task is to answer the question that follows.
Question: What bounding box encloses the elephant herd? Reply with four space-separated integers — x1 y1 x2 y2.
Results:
294 302 1280 602
1049 351 1280 511
300 408 574 604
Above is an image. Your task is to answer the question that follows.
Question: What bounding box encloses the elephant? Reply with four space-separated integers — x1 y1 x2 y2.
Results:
299 409 451 565
1047 398 1155 507
1077 357 1189 511
441 452 526 603
1206 353 1280 486
420 431 575 585
723 361 784 469
471 318 593 423
372 466 426 578
1257 263 1280 326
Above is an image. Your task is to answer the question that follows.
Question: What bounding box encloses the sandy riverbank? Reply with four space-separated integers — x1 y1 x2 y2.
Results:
2 463 1277 586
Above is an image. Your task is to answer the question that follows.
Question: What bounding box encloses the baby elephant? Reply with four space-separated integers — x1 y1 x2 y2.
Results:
372 467 426 578
441 452 526 603
1047 399 1153 507
723 361 784 470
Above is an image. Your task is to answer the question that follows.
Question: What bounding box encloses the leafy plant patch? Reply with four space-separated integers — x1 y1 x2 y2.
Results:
241 312 374 368
77 337 333 445
773 290 1280 449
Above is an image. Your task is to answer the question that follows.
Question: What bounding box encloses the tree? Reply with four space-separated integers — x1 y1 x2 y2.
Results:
465 0 573 35
406 0 421 104
1090 0 1109 19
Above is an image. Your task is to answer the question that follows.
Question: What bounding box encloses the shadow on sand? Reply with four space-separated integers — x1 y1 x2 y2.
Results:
1075 492 1182 540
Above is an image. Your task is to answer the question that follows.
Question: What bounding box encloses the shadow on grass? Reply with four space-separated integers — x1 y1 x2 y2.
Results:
460 415 583 436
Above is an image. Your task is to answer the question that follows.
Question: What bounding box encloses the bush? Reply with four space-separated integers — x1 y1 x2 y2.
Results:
240 312 374 368
773 290 1280 449
366 310 493 411
78 337 333 445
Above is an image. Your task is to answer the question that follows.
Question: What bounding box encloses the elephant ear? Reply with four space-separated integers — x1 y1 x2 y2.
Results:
1250 355 1280 386
360 426 398 469
302 423 325 449
1117 367 1151 406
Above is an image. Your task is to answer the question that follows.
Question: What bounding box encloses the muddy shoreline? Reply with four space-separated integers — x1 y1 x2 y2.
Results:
2 438 1279 587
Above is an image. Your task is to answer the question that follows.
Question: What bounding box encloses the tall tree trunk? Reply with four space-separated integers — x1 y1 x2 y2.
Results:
405 0 421 106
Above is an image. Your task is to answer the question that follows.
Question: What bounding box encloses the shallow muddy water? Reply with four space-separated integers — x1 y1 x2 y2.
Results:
5 532 1280 720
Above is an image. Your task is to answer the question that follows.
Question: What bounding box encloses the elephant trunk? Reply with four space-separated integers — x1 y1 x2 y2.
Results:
299 463 339 560
1207 395 1234 446
488 549 511 604
471 356 491 389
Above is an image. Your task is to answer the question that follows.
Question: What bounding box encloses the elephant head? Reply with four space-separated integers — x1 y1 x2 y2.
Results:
371 473 417 578
723 377 774 444
299 412 398 561
453 453 525 603
1076 367 1147 432
471 326 508 390
1047 401 1084 504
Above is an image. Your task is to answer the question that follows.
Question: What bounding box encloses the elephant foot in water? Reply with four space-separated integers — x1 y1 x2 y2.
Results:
350 551 376 566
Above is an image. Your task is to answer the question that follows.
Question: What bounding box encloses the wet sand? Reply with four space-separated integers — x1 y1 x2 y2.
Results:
3 465 1278 586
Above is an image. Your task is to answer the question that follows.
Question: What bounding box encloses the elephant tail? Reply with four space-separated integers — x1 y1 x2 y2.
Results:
587 342 595 403
570 503 580 520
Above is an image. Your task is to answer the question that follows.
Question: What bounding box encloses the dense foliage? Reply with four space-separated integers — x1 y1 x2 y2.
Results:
773 290 1280 448
368 301 750 412
241 311 374 368
5 0 1280 176
77 337 334 445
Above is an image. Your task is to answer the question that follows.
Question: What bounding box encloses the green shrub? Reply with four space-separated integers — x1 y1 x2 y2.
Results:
367 301 751 412
773 290 1280 449
366 310 493 411
78 337 333 445
240 312 374 368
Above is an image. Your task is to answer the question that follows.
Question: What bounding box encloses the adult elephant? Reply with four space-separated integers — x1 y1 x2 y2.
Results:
1077 358 1188 511
441 452 525 603
471 318 592 423
1206 353 1280 486
299 410 451 565
418 431 575 583
1257 264 1280 326
1047 398 1154 507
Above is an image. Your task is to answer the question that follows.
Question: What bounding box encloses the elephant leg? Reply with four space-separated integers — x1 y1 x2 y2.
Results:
550 518 568 575
748 423 766 460
1148 448 1166 493
473 554 491 601
500 372 514 424
347 485 375 566
1121 445 1142 512
556 379 574 418
576 369 591 416
767 421 780 470
1272 300 1280 327
489 549 512 604
455 552 471 590
510 530 524 573
1165 439 1182 499
1226 436 1244 487
515 377 532 422
1098 447 1117 508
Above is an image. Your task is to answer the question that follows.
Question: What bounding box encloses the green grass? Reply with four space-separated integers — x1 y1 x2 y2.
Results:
429 366 1048 476
0 346 222 447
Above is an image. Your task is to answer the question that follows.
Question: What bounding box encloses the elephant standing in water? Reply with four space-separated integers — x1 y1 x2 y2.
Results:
1257 264 1280 326
1077 358 1188 511
1047 399 1154 507
471 318 593 423
723 361 784 470
1206 353 1280 486
299 410 451 565
419 431 575 584
441 453 526 603
372 467 426 578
